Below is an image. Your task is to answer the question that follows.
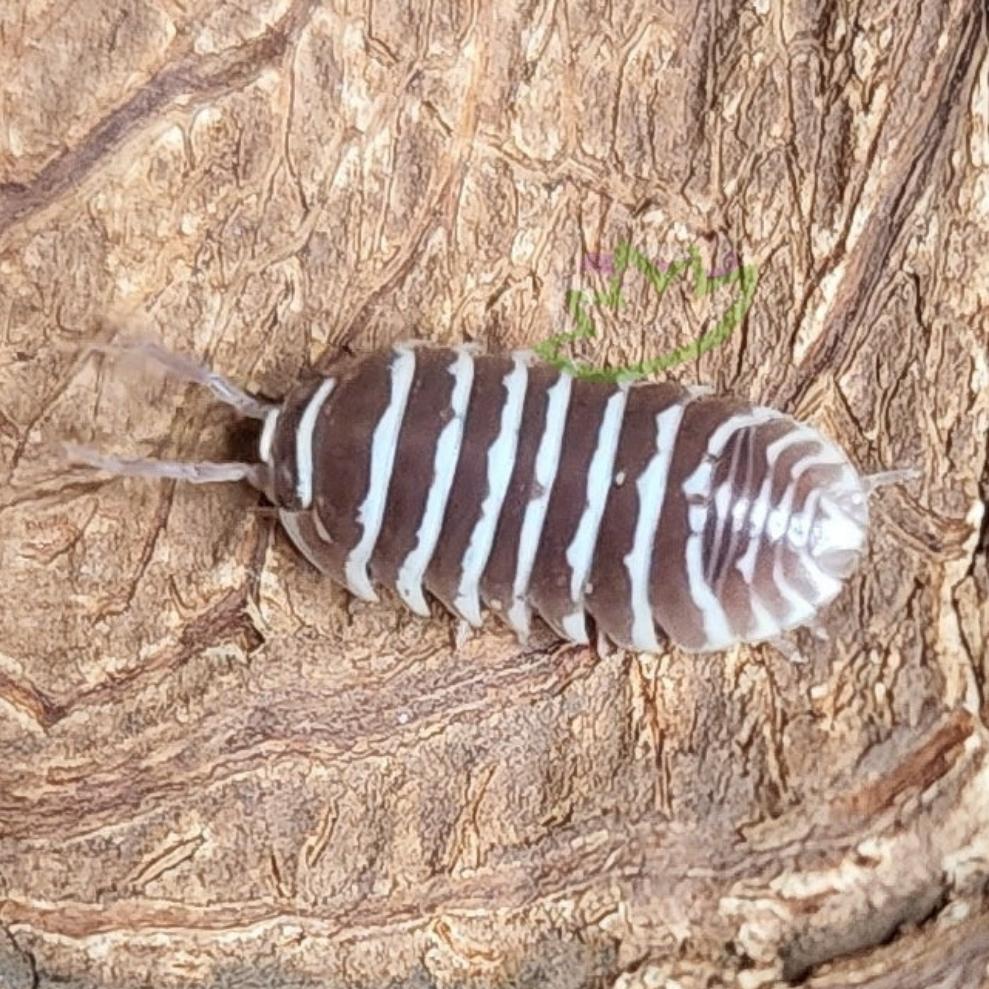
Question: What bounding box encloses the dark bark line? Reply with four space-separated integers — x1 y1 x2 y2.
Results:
0 0 319 241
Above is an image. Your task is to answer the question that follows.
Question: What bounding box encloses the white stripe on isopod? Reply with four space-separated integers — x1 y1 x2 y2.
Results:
681 412 777 649
506 372 572 639
685 527 735 650
259 408 280 464
560 384 628 644
295 378 336 509
344 346 416 602
624 402 686 652
454 353 528 627
396 348 475 617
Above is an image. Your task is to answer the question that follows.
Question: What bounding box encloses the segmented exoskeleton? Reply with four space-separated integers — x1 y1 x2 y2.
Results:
70 340 912 654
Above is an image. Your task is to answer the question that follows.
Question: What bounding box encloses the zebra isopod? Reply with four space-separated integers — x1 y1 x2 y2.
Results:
69 339 909 655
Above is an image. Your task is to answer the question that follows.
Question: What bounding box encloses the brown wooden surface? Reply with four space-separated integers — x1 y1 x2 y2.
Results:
1 1 988 986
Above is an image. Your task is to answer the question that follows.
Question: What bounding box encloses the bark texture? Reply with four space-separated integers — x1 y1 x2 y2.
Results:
1 1 988 986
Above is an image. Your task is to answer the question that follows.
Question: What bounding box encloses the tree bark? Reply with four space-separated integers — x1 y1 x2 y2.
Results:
1 1 987 987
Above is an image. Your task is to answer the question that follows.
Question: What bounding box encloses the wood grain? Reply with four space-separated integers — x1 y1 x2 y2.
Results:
1 1 987 986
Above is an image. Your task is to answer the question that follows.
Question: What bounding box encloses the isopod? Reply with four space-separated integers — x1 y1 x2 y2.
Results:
68 339 913 654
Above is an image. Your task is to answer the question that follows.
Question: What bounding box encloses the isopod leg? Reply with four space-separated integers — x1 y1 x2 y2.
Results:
65 443 262 487
453 618 473 652
88 337 275 420
595 625 617 658
765 632 809 665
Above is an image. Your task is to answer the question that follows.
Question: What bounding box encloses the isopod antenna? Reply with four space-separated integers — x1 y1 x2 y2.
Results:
85 337 276 420
66 337 272 490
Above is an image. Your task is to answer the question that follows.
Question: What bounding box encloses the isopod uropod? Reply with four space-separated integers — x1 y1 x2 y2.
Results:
69 340 912 655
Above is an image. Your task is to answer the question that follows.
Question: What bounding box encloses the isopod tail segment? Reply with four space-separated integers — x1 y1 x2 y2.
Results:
66 337 276 498
761 466 920 664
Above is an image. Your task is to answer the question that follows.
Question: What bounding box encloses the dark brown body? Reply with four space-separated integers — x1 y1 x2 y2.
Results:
261 344 870 653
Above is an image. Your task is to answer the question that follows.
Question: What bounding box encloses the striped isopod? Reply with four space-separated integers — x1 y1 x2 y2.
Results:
69 339 911 655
